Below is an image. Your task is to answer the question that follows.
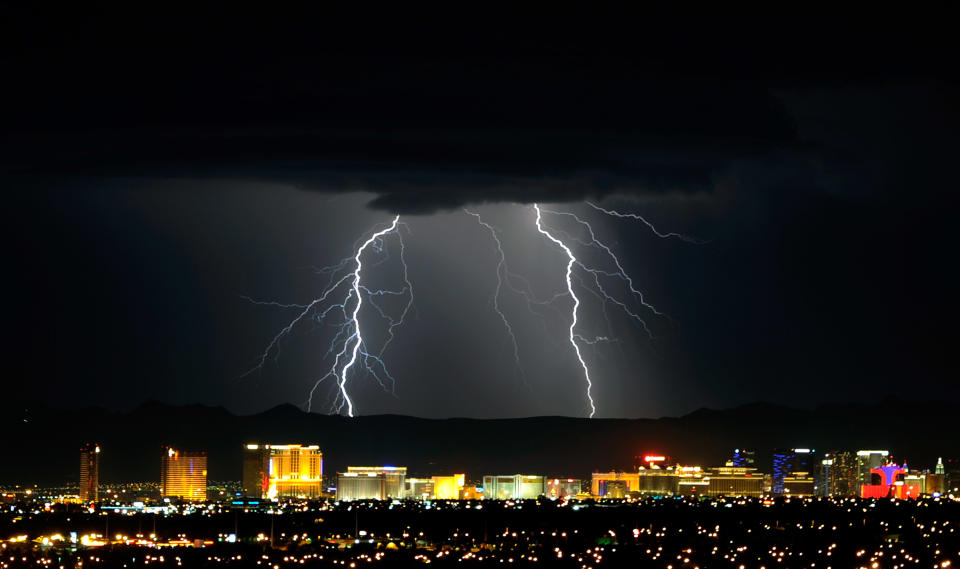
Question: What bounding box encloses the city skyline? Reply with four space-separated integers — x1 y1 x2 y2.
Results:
3 439 952 504
5 398 958 489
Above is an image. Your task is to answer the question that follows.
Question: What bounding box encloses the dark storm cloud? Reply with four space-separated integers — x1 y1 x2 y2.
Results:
4 6 954 213
3 5 959 418
2 67 801 213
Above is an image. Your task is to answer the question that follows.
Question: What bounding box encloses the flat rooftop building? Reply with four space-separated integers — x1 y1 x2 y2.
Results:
705 466 764 497
483 475 545 499
337 466 407 501
591 471 640 497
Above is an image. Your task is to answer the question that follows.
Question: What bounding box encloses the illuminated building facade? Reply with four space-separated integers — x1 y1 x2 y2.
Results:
772 448 814 495
401 474 466 499
242 444 323 499
927 458 946 495
676 466 707 496
546 478 583 499
482 475 545 499
924 472 945 495
771 449 790 494
432 474 465 499
406 478 434 499
460 484 483 500
816 456 831 496
861 463 920 499
594 466 710 497
160 447 207 502
637 467 680 495
817 451 859 497
900 472 936 495
678 478 710 495
591 471 640 497
706 466 764 497
337 466 406 500
79 443 100 502
783 473 815 496
856 450 889 490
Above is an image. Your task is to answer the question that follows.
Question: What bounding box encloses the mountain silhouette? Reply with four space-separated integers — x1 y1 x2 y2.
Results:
1 398 952 485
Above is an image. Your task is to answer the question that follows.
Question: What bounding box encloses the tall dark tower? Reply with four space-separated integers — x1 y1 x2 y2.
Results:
79 443 100 502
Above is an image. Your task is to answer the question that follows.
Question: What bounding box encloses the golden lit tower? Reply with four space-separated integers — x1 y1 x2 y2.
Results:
79 443 100 502
161 447 207 502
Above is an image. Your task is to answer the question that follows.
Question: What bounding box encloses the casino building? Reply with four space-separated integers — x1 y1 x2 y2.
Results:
337 466 407 500
243 444 323 499
161 447 207 502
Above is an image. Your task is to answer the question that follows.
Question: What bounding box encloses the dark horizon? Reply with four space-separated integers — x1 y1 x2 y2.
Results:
4 396 956 487
6 391 942 420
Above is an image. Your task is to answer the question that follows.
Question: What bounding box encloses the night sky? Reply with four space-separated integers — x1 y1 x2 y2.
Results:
2 7 957 418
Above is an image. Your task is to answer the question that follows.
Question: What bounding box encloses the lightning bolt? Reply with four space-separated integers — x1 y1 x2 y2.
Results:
585 201 705 244
335 215 401 417
464 209 525 384
537 206 666 325
378 225 414 360
240 273 353 376
244 216 409 417
533 203 596 418
244 201 691 419
532 202 690 417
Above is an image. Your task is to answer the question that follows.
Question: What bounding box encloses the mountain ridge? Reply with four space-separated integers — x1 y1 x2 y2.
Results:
2 398 952 485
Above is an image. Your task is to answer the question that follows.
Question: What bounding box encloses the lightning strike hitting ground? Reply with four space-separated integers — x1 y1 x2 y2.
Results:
533 203 597 418
336 215 401 417
245 202 688 418
531 201 696 416
243 216 410 417
464 209 525 383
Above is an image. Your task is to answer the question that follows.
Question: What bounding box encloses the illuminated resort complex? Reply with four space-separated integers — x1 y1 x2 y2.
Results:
336 466 408 501
160 447 207 502
242 444 323 499
60 443 953 505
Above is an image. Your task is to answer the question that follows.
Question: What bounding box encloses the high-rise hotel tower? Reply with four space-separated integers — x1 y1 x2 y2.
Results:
79 443 100 502
161 447 207 501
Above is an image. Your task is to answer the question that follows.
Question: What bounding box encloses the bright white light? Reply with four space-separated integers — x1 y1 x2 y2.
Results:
336 216 400 416
533 204 596 418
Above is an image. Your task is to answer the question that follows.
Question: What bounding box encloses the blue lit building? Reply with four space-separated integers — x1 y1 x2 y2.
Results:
772 448 814 495
732 449 756 467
